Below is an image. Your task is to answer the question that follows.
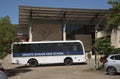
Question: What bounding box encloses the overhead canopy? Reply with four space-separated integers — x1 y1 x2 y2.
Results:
19 6 108 27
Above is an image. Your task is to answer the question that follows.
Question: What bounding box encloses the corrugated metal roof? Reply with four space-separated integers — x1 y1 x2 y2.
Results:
19 6 108 27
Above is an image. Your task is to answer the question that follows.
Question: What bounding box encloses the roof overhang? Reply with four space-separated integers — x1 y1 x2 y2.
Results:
19 6 109 27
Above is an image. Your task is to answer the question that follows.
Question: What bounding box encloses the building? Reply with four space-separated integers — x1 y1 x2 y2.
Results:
17 6 109 51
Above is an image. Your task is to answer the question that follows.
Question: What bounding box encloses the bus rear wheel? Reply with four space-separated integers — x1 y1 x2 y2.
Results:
64 58 73 65
28 59 38 67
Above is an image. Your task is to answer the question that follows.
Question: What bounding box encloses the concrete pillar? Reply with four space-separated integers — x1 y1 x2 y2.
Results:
63 23 66 41
29 26 32 42
28 10 33 42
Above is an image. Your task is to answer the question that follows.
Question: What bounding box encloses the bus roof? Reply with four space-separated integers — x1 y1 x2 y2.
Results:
12 40 83 44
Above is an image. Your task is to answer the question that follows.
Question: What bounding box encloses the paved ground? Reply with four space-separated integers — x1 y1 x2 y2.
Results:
1 54 120 79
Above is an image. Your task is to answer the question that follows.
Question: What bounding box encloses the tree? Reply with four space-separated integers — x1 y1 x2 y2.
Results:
93 37 120 64
0 16 17 59
0 16 11 25
93 37 114 67
105 0 120 31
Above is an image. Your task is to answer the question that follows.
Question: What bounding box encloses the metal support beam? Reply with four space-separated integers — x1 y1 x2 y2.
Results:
90 12 99 24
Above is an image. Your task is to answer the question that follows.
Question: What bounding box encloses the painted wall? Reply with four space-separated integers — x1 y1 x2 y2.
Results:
111 29 120 48
96 30 110 38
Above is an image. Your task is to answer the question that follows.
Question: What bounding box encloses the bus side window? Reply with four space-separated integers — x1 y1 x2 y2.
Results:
72 46 77 51
64 46 70 51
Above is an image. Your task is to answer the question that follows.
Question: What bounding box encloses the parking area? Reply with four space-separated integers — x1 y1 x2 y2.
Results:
1 54 120 79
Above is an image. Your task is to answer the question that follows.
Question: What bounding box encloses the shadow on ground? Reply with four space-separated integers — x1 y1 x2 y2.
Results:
6 63 87 77
6 67 32 77
15 63 87 68
38 63 87 67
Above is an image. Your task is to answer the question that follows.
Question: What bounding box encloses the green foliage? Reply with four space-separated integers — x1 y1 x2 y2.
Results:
0 16 11 25
106 0 120 31
93 37 120 65
93 37 120 55
0 16 17 59
112 48 120 54
93 37 114 55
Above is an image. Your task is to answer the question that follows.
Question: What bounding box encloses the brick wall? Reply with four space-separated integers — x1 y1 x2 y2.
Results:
32 22 62 41
75 35 92 51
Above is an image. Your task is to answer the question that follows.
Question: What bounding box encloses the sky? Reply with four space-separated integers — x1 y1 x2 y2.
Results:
0 0 111 24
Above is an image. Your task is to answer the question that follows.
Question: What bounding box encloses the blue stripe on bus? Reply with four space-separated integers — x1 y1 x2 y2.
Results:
13 51 84 57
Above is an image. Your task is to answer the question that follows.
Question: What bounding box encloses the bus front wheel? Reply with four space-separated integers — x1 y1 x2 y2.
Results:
64 58 73 65
28 59 38 67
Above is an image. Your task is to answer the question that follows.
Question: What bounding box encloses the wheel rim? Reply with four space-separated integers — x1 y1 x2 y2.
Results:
65 59 72 65
107 67 116 75
29 60 38 66
30 61 36 65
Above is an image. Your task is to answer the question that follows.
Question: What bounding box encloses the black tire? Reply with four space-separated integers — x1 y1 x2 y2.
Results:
64 58 73 65
107 66 116 75
28 59 38 67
